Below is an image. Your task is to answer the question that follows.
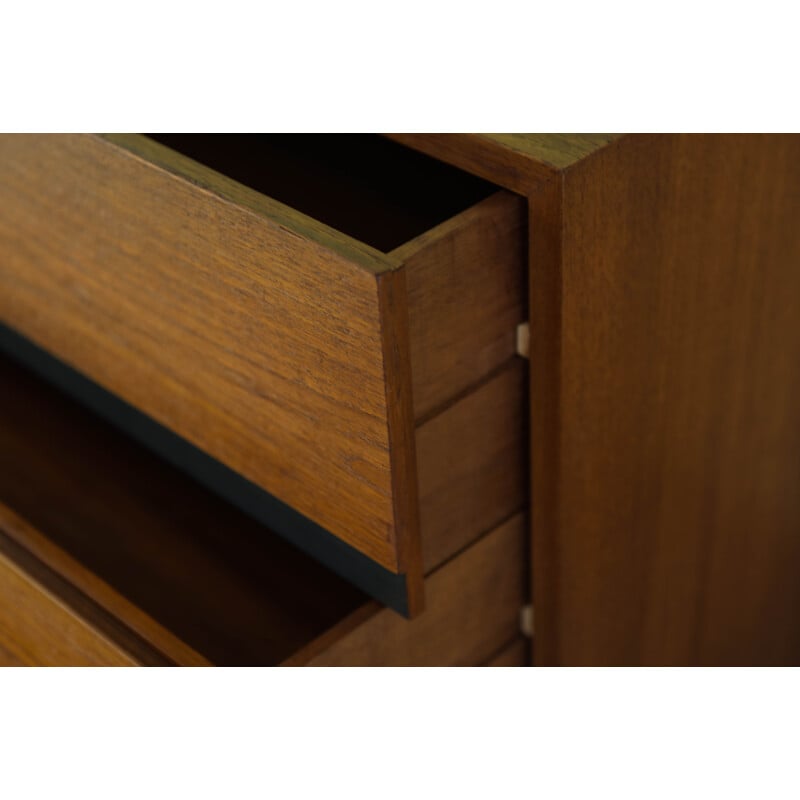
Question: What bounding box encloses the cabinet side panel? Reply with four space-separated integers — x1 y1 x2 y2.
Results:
547 134 800 665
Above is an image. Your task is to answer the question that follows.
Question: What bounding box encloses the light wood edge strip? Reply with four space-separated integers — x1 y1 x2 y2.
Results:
99 134 400 276
376 267 425 613
0 501 211 666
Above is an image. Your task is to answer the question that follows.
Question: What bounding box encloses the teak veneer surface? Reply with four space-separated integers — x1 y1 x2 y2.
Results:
533 134 800 665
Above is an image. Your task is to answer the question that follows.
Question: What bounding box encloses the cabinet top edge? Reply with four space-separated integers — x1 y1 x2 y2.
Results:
384 133 625 193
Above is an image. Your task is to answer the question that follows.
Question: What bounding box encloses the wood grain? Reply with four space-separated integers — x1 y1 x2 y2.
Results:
385 134 620 193
0 355 366 665
0 528 136 667
377 266 424 609
396 190 526 420
0 133 410 573
534 134 800 665
484 637 529 666
417 360 527 571
288 513 527 666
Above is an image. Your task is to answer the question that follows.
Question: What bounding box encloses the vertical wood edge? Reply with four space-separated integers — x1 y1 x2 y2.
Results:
376 267 425 615
529 174 565 666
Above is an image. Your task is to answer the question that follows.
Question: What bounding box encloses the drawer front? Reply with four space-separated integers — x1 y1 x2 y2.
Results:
0 134 524 610
0 135 414 582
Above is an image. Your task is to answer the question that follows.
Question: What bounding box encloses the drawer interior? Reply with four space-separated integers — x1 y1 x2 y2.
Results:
148 134 495 252
0 353 366 665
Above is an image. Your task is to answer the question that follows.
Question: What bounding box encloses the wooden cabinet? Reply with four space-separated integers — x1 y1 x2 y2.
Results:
0 133 798 665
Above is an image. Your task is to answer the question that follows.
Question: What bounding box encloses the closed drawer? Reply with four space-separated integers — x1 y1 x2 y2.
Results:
0 134 525 612
0 354 525 666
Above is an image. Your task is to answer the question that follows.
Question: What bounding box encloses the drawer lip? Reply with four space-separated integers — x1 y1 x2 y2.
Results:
0 133 422 603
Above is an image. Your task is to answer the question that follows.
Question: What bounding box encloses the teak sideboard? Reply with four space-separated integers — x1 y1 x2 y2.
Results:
0 134 798 666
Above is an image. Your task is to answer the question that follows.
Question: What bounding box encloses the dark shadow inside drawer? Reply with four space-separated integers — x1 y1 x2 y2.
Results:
147 134 495 252
0 353 366 665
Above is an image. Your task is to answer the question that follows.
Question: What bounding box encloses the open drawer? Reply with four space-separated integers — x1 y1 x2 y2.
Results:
0 134 525 613
0 354 526 666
